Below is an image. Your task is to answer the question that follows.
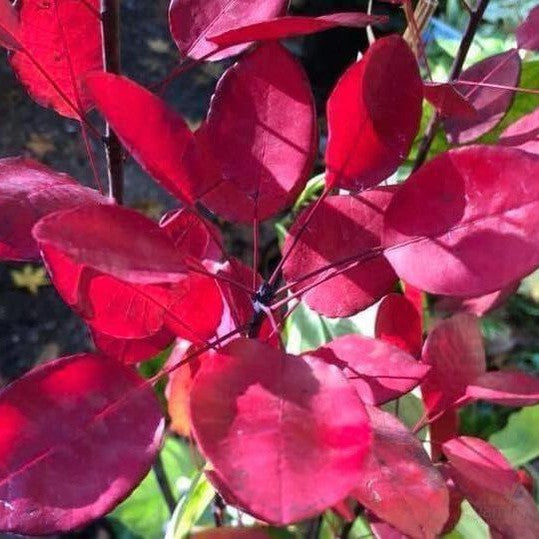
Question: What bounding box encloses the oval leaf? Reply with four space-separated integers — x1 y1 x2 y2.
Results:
190 338 372 525
200 42 317 223
0 353 164 534
283 190 398 317
208 12 387 48
517 5 539 51
352 407 449 538
465 371 539 406
34 204 189 284
306 334 429 405
443 436 539 537
384 145 539 296
325 35 422 190
10 0 103 118
169 0 286 61
0 157 105 261
421 313 486 417
444 49 521 144
500 108 539 156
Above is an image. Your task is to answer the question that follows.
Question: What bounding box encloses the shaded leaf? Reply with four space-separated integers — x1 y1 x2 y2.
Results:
0 157 104 261
0 354 164 534
352 407 449 539
421 313 485 417
190 338 372 525
208 12 387 48
517 5 539 51
0 0 22 50
325 35 422 190
307 334 429 405
169 0 286 61
375 293 422 357
423 82 476 119
200 42 317 223
384 146 539 297
465 371 539 406
444 50 521 144
443 436 539 537
283 190 397 317
10 0 102 118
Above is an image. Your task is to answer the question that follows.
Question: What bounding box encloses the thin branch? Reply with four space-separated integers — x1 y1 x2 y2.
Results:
413 0 491 171
100 0 124 203
153 453 177 515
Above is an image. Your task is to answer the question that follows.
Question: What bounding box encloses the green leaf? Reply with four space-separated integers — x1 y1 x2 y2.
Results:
284 301 377 354
489 405 539 467
109 437 195 539
445 501 490 538
167 472 215 539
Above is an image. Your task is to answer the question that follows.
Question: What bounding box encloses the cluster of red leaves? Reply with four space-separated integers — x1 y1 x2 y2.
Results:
0 0 538 536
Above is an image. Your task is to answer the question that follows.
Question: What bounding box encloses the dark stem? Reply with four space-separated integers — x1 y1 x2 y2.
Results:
412 0 491 171
306 515 323 539
212 493 226 526
152 453 177 515
100 0 124 203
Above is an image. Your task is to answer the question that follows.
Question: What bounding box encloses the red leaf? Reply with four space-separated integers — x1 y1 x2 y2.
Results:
368 516 407 539
199 42 317 223
500 108 539 156
444 50 521 144
169 0 287 61
84 73 203 206
375 293 423 357
439 463 464 534
0 0 22 50
465 371 539 406
10 0 102 118
443 436 539 537
190 338 372 525
33 204 189 284
160 208 222 261
435 281 519 316
91 328 174 365
517 5 539 51
0 157 105 261
307 334 429 405
325 35 422 190
383 146 539 296
282 190 398 317
423 82 476 119
420 313 485 417
421 314 486 416
208 12 388 48
352 407 449 538
0 353 164 534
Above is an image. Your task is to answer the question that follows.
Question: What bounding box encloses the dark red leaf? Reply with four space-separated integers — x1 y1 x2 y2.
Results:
325 35 422 190
423 82 476 119
439 463 464 534
10 0 102 118
0 157 105 261
190 338 372 525
0 354 164 534
199 42 317 223
33 204 189 284
465 371 539 406
307 334 429 405
160 208 222 261
421 313 485 417
0 0 22 50
500 108 539 156
283 190 398 317
443 436 539 537
91 328 174 365
352 407 449 538
444 50 521 144
517 6 539 51
169 0 286 61
384 146 539 296
84 73 205 205
375 293 422 357
435 281 519 316
429 410 460 461
208 12 388 48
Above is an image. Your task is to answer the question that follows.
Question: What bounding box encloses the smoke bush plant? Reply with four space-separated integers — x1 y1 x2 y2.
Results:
0 0 538 536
